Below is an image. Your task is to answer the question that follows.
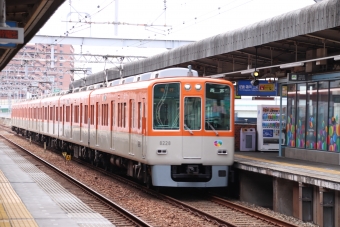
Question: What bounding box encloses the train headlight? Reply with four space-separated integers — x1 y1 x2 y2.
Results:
195 84 201 90
184 84 191 90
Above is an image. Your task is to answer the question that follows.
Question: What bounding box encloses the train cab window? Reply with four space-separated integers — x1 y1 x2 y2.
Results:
184 97 201 131
153 83 180 130
205 83 231 131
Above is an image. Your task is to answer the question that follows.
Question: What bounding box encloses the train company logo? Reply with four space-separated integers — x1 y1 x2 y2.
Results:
214 140 222 147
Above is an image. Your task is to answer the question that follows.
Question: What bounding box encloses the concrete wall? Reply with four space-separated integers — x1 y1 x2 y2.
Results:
239 170 273 209
273 177 294 216
285 147 340 165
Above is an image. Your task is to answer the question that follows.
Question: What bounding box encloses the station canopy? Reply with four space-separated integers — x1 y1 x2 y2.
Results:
104 0 340 83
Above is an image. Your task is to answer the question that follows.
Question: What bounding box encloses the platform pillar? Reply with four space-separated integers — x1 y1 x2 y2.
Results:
315 187 323 227
273 177 294 216
293 182 302 219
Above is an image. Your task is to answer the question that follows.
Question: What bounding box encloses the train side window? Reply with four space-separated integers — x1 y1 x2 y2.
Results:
50 107 53 121
60 106 63 122
131 100 135 128
66 106 70 122
45 107 48 120
102 104 108 126
123 102 126 128
90 105 94 125
80 104 83 124
56 107 58 121
96 102 99 127
138 102 141 129
118 103 121 127
71 104 73 123
84 105 88 124
111 101 115 127
74 105 79 123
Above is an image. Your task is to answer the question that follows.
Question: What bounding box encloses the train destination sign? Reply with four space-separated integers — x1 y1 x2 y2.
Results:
0 27 24 44
0 29 18 39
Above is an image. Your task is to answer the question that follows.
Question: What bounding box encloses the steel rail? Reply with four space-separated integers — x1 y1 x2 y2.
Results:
209 195 299 227
0 134 152 227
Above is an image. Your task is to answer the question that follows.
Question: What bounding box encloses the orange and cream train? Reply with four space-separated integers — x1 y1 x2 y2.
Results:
11 68 234 187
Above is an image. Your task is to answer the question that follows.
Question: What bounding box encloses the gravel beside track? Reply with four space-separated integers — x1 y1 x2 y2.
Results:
1 131 218 227
0 128 319 227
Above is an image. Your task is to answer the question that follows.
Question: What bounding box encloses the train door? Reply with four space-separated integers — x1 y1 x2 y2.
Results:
110 100 115 149
80 103 82 141
182 96 203 159
129 99 134 155
96 102 99 145
141 99 146 158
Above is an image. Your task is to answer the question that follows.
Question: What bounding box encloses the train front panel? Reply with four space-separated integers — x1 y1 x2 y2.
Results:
145 78 234 187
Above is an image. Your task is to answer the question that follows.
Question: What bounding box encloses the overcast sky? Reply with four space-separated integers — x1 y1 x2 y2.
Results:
37 0 316 76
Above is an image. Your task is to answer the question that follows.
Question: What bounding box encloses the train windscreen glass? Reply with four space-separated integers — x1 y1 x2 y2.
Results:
205 83 231 131
153 83 180 130
184 97 201 131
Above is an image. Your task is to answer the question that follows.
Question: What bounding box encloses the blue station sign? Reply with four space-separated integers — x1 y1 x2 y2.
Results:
236 80 277 96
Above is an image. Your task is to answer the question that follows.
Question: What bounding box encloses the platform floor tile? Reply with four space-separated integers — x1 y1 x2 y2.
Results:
0 140 115 227
0 171 38 227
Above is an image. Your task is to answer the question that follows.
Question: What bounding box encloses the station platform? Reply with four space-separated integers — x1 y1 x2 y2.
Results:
234 151 340 190
0 139 114 227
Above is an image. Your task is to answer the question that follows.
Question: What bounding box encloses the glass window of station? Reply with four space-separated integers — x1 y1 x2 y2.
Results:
286 80 340 152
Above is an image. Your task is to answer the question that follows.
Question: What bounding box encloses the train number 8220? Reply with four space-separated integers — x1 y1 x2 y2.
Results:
160 141 171 145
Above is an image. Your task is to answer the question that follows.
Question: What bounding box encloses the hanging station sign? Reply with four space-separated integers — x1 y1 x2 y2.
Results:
236 80 278 96
0 21 24 47
287 73 309 81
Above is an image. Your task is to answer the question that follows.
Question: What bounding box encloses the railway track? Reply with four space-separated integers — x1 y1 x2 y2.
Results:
73 151 299 227
0 133 152 227
0 125 300 227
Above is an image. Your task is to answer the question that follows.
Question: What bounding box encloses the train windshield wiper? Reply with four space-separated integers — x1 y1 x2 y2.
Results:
206 121 219 136
184 123 194 135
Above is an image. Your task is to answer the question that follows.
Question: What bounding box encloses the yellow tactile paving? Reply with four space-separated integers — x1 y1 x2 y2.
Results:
0 171 38 227
235 154 340 176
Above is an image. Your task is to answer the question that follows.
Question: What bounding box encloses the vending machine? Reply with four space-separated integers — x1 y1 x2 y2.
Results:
257 105 286 151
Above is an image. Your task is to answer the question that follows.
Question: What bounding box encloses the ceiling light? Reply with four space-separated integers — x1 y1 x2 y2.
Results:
280 62 304 69
334 55 340 61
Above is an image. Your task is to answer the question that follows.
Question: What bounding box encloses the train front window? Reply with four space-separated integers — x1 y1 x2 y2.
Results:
153 83 180 130
205 83 231 131
184 97 201 131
